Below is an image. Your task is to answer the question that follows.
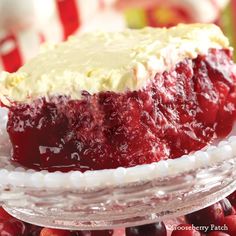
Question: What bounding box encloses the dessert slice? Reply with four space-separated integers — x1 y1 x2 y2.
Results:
0 24 236 172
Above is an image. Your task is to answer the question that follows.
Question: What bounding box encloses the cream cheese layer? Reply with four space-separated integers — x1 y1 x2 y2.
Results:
0 24 230 104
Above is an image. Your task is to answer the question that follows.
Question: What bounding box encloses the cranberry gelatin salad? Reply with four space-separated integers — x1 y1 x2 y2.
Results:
0 24 236 172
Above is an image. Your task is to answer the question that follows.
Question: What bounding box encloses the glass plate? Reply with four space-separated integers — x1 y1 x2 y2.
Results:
1 108 236 230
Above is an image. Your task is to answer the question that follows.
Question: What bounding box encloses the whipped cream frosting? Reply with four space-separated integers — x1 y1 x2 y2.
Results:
0 24 230 104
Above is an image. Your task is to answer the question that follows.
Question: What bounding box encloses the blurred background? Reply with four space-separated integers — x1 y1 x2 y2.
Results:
0 0 234 73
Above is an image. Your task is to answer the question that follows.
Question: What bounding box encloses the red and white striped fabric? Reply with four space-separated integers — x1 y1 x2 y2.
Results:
0 33 22 72
0 0 104 72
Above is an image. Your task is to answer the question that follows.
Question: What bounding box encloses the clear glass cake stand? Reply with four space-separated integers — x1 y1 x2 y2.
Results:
0 108 236 230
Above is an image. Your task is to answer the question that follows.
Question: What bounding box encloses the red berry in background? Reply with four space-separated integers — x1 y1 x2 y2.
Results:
75 230 113 236
227 191 236 207
91 230 113 236
232 206 236 215
125 222 167 236
224 215 236 235
0 218 27 236
10 219 27 236
0 207 14 220
220 199 233 216
207 232 230 236
171 224 200 236
40 228 71 236
27 224 43 236
185 202 224 232
0 220 17 236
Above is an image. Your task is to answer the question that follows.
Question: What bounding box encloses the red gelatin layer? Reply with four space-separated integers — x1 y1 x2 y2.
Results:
6 49 236 172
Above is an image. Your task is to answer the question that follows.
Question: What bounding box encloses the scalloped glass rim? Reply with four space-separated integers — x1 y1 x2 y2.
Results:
2 156 236 230
1 107 236 190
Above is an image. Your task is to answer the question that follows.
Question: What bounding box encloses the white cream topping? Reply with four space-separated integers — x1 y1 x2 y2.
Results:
0 24 230 104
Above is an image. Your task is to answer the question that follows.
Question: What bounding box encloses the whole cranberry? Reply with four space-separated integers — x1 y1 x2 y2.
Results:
0 219 26 236
89 230 113 236
232 206 236 215
220 199 233 216
227 191 236 207
207 232 230 236
171 224 200 236
0 222 17 236
10 219 27 236
26 224 43 236
125 222 167 236
40 228 71 236
224 215 236 235
0 207 14 220
185 202 224 232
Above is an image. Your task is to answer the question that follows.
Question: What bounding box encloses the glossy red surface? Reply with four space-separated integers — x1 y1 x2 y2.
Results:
0 219 27 236
224 215 236 235
40 228 71 236
125 222 167 236
5 49 236 172
206 232 229 236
